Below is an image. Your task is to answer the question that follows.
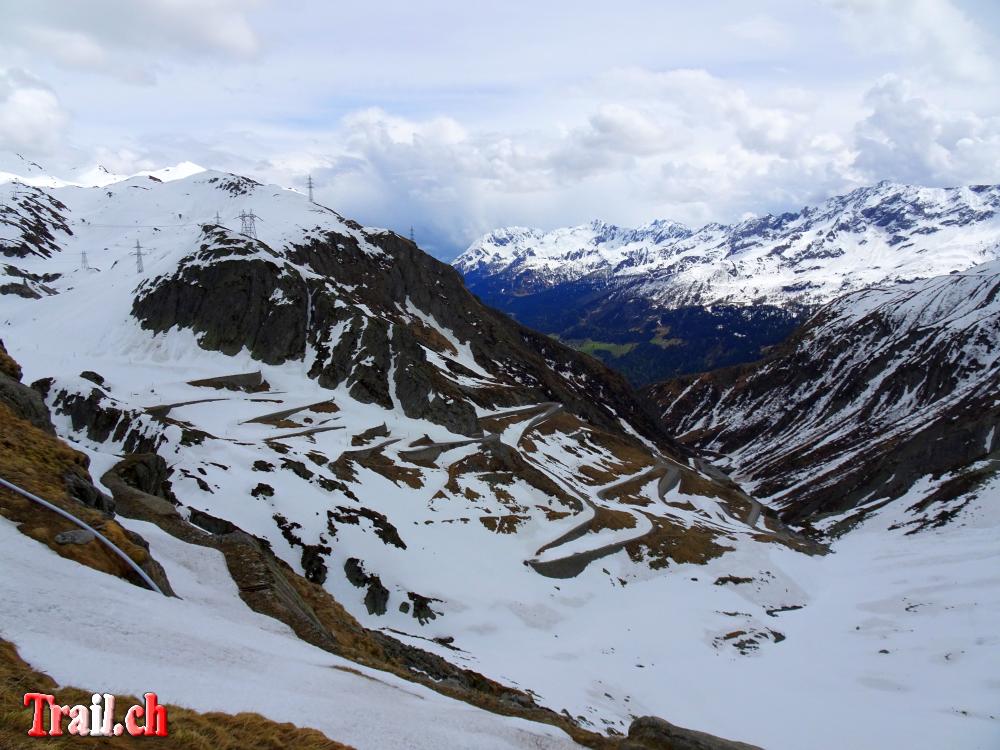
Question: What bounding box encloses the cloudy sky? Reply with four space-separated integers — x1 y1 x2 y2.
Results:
1 1 999 259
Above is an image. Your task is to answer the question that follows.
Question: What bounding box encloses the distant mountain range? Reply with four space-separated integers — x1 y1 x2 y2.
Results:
454 182 1000 384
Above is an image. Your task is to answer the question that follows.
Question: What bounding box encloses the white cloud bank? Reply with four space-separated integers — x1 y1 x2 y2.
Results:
0 0 998 258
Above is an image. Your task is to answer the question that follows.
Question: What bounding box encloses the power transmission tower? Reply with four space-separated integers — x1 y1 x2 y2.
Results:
239 210 259 239
307 175 314 203
80 250 89 271
132 240 144 273
215 210 222 226
409 226 415 243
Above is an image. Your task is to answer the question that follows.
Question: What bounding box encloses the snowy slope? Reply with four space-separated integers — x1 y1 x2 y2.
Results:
0 152 205 189
456 182 1000 308
0 515 578 750
649 260 1000 523
2 171 997 750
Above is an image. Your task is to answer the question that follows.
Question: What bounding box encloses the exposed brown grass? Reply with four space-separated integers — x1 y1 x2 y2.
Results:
308 401 340 414
406 318 457 356
589 473 655 506
479 514 530 534
0 340 21 380
477 407 543 435
536 505 571 521
625 514 731 569
350 424 390 446
589 506 637 532
528 413 657 491
678 470 751 519
0 639 354 749
443 449 578 509
0 402 155 583
356 450 423 489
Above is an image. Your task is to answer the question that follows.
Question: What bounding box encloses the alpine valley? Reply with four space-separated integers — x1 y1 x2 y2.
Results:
0 166 997 750
454 182 1000 384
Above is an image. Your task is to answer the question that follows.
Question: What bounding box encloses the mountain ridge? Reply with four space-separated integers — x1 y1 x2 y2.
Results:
456 180 1000 309
453 180 1000 384
646 258 1000 530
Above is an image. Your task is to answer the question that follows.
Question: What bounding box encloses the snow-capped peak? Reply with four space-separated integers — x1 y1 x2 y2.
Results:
0 156 207 189
455 182 1000 307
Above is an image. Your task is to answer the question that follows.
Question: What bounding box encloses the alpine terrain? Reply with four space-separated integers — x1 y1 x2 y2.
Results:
454 183 1000 384
0 166 996 750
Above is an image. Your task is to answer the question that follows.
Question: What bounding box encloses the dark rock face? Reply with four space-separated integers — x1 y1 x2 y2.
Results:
0 370 54 434
188 371 269 392
647 265 1000 528
79 370 105 386
133 232 308 364
343 558 389 616
111 453 175 503
51 386 158 454
0 346 113 513
300 544 330 585
0 187 72 260
189 507 241 536
621 716 764 750
64 470 114 514
131 225 675 447
0 339 53 433
407 591 441 625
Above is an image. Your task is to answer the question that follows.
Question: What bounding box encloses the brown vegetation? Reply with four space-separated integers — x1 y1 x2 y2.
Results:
0 402 156 585
0 639 354 749
625 514 731 570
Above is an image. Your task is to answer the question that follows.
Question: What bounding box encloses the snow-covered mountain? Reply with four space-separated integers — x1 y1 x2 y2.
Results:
647 260 1000 528
0 151 205 189
453 183 1000 384
457 182 1000 308
1 170 997 750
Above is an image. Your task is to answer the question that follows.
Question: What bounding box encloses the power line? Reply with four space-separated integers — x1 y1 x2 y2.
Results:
132 240 144 273
78 221 202 228
239 210 260 239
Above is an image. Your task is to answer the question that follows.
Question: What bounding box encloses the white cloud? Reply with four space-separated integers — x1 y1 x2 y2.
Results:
236 68 864 255
853 75 1000 185
830 0 997 82
0 0 261 83
0 70 69 154
725 15 791 48
2 2 999 258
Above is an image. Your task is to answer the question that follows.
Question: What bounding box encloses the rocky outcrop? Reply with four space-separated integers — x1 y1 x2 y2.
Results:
50 385 159 454
0 371 54 435
621 716 764 750
188 370 269 392
131 224 677 448
0 344 171 593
